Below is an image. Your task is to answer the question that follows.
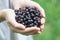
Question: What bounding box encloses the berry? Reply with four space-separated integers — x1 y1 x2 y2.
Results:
15 6 42 28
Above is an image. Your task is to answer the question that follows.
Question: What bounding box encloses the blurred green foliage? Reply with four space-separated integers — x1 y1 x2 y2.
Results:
33 0 60 40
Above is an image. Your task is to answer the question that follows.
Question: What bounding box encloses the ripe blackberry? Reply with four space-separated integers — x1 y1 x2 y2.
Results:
15 6 42 28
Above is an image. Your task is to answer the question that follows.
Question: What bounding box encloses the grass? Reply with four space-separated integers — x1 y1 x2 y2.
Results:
33 0 60 40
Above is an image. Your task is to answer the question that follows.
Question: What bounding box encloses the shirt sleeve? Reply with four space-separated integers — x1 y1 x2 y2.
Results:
0 0 9 10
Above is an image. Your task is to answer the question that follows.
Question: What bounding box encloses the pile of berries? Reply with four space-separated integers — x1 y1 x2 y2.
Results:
15 7 42 28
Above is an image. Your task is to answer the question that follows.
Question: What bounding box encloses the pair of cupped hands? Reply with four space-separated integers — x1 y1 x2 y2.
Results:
2 0 45 35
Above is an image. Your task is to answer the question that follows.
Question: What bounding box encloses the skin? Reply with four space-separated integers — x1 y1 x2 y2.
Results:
0 0 45 35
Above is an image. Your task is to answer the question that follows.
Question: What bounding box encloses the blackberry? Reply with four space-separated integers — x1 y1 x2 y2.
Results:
15 6 42 28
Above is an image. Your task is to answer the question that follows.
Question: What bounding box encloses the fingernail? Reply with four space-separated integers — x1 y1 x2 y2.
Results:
38 32 40 33
38 31 41 34
37 28 40 31
40 30 43 32
42 16 46 18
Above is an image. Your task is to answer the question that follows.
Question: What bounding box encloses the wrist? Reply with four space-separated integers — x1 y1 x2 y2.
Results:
0 9 14 20
0 9 7 22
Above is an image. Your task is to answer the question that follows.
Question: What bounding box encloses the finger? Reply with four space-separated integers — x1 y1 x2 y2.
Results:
40 24 44 32
29 1 46 18
24 27 38 33
9 25 36 35
19 27 40 34
9 21 25 30
22 29 39 35
26 30 41 35
31 26 40 31
9 26 28 35
32 27 42 34
41 18 45 24
9 25 26 33
22 27 41 35
30 29 41 35
9 25 41 35
12 0 27 9
12 0 21 9
26 27 41 35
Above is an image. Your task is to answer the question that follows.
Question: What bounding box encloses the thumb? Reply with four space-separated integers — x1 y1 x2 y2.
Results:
12 0 25 10
12 0 21 10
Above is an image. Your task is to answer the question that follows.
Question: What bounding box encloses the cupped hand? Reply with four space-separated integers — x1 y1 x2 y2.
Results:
8 0 46 35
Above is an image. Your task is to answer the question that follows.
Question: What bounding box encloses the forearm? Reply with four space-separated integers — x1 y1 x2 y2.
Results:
0 9 9 22
0 10 5 22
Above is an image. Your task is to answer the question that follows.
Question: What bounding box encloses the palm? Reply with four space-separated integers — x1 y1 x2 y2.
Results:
11 0 45 35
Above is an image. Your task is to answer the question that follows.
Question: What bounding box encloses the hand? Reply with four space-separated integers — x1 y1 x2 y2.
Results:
0 9 40 35
2 9 25 30
10 0 46 35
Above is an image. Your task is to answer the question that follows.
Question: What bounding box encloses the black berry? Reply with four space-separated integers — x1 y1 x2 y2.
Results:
15 7 42 28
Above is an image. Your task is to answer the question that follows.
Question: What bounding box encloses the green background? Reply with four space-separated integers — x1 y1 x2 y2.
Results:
33 0 60 40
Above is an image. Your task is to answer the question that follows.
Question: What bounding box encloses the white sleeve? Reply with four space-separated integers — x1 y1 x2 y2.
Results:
0 0 9 10
9 0 32 9
0 21 11 40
